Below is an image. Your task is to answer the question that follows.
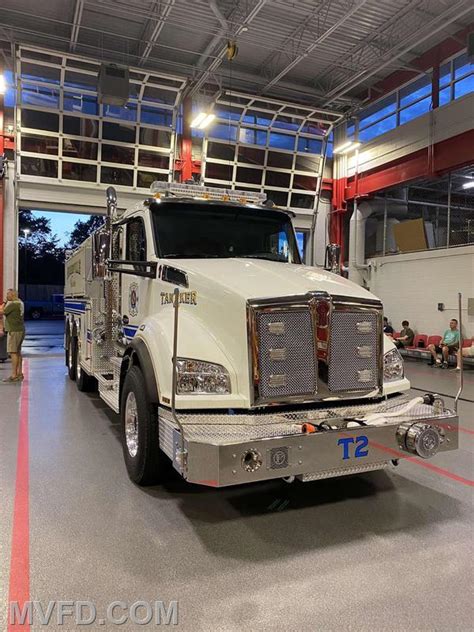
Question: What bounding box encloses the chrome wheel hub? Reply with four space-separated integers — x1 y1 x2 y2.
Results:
68 341 73 370
125 392 139 458
76 348 82 379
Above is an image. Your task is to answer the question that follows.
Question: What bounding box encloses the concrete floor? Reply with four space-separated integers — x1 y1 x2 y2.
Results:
0 330 473 631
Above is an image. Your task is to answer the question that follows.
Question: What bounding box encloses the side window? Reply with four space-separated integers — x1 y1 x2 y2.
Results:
126 218 146 262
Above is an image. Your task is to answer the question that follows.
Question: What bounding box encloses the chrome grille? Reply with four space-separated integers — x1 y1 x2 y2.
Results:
328 311 379 391
256 310 316 400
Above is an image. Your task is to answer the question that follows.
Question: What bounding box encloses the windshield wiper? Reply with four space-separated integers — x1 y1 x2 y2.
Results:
163 253 222 259
237 254 287 262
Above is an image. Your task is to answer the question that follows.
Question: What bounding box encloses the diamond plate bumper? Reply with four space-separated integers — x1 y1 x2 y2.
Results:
158 395 458 487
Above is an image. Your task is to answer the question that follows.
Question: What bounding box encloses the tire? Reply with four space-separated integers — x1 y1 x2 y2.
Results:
65 322 70 367
121 365 167 486
30 308 42 320
68 336 77 381
76 345 96 392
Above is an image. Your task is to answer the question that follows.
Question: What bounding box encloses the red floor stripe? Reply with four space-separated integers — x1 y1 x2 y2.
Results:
7 361 30 631
369 439 474 487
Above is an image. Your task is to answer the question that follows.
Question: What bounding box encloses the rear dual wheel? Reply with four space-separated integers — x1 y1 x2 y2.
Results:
75 344 96 392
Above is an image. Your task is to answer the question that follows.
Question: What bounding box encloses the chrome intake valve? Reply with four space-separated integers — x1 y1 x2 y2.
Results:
397 422 444 459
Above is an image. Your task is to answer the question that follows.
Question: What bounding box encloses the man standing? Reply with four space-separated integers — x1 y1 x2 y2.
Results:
427 319 460 368
394 320 415 349
0 289 26 382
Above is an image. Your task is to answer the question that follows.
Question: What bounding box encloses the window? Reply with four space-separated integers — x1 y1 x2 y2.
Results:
63 116 99 138
359 115 396 141
267 151 293 169
140 105 173 127
209 123 237 142
239 127 266 145
438 51 474 107
295 230 308 260
151 204 301 263
269 132 295 150
454 53 473 80
242 110 272 126
207 142 235 161
103 122 135 143
22 134 58 155
439 86 451 106
64 92 98 116
104 103 137 122
265 171 291 188
63 139 98 160
454 74 474 99
237 146 265 165
399 96 431 124
102 144 135 165
399 75 431 107
21 156 58 178
21 85 59 109
126 218 147 262
62 162 97 182
297 137 322 154
21 110 59 132
359 94 396 130
205 162 233 181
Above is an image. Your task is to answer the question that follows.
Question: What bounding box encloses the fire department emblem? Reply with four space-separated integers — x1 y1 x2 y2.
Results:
129 283 139 317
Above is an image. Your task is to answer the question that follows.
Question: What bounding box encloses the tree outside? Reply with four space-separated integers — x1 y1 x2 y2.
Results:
18 211 104 287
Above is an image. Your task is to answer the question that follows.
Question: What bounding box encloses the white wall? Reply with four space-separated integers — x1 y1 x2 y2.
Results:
368 246 474 338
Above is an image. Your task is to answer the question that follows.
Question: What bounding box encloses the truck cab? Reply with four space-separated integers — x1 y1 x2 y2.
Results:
64 183 458 488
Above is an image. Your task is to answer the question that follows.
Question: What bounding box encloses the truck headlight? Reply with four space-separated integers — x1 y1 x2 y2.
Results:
176 358 231 394
384 348 404 382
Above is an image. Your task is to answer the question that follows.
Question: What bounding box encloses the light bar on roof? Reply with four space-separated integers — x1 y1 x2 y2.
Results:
150 182 267 204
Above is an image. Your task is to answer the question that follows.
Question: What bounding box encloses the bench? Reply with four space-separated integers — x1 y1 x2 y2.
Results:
397 334 474 367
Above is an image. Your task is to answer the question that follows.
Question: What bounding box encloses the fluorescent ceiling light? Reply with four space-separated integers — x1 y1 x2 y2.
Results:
334 141 361 155
462 180 474 190
198 113 215 129
0 74 5 95
190 112 208 128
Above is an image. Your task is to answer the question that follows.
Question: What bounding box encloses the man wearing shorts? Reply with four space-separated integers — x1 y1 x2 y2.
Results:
427 318 460 369
0 289 26 382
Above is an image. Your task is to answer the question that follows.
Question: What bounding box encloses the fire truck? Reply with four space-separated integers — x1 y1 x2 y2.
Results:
64 182 459 487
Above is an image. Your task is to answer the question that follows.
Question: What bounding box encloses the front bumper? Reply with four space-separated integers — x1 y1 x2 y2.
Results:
159 394 458 487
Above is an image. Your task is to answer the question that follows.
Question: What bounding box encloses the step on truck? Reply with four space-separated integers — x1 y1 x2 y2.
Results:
64 182 459 487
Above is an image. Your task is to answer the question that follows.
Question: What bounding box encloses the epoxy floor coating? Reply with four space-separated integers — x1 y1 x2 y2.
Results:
0 353 473 631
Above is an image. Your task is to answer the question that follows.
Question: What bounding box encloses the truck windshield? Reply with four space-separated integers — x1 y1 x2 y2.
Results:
151 203 301 263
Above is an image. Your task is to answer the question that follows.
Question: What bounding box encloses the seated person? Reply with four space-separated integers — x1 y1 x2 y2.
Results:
394 320 414 349
383 317 394 336
456 338 474 371
427 319 460 368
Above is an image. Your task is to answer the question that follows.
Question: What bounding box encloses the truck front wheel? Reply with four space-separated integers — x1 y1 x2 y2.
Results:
121 365 167 486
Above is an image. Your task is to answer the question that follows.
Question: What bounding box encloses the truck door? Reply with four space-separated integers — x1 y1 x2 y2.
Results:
120 215 151 341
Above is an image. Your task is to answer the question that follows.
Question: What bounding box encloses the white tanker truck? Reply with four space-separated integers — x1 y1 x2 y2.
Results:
64 182 458 487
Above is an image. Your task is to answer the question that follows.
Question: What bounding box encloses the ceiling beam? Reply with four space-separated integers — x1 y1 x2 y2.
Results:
70 0 84 52
261 0 370 92
322 0 473 104
138 0 175 66
189 0 268 97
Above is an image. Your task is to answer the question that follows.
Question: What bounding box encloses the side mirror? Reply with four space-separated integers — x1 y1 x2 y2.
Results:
324 243 341 274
